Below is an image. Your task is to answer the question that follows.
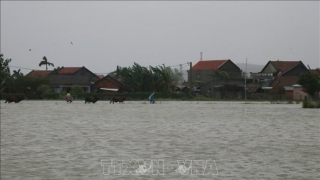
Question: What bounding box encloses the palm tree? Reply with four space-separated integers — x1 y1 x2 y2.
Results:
39 56 54 70
12 69 23 79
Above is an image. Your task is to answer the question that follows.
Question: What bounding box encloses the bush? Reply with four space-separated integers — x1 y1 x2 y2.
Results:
302 96 320 108
70 85 84 95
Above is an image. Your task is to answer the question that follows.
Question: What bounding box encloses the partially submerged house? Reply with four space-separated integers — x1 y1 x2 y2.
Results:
250 60 309 99
190 59 244 98
92 73 125 93
47 66 100 93
191 59 242 83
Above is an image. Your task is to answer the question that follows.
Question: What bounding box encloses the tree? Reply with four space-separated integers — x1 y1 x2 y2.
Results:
171 68 184 85
53 66 64 74
12 69 24 79
0 54 12 92
298 71 320 98
115 63 174 92
39 56 54 70
70 85 84 95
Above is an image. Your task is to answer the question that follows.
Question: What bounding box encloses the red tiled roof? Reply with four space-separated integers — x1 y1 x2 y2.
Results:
26 70 52 78
270 61 301 73
58 67 82 74
192 60 229 70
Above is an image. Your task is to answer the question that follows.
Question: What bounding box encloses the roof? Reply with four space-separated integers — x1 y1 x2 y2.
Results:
48 66 100 85
57 67 82 74
26 70 52 78
192 60 229 70
93 73 124 87
270 61 302 73
271 76 299 87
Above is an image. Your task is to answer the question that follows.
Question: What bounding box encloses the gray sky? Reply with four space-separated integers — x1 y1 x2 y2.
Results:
1 1 319 75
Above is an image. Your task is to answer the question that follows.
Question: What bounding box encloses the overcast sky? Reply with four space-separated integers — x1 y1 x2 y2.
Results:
1 1 319 75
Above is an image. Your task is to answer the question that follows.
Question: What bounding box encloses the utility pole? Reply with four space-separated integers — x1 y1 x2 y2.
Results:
189 62 193 95
245 58 247 101
179 64 183 83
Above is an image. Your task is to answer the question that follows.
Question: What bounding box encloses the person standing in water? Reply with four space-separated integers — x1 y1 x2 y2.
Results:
148 92 155 104
65 93 73 103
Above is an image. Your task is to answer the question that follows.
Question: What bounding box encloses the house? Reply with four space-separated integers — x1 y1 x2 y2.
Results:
191 59 242 84
92 73 125 93
25 70 53 78
190 59 244 98
292 84 309 100
251 60 309 99
47 66 100 93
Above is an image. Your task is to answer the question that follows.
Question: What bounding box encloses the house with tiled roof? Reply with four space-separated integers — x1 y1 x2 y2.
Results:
190 59 244 98
191 59 242 83
92 72 125 93
47 66 100 93
251 60 309 99
25 70 53 78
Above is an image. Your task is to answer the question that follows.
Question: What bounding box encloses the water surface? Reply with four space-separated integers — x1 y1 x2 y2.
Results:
1 101 319 179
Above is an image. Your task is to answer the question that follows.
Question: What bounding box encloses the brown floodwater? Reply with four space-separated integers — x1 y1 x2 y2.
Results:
1 100 319 179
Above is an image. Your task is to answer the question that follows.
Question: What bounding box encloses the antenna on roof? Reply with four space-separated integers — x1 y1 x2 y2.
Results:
200 52 203 61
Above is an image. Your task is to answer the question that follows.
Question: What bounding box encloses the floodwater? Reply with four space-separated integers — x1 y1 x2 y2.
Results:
1 100 319 179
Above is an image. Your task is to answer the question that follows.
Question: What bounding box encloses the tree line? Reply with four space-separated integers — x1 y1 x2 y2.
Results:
1 53 319 99
115 62 183 92
0 54 185 97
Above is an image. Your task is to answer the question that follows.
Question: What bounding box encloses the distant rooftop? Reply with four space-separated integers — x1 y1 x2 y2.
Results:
58 67 82 74
270 61 303 73
192 60 229 70
26 70 52 78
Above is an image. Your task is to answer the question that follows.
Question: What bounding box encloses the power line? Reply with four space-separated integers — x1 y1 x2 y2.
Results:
168 62 189 68
9 65 37 71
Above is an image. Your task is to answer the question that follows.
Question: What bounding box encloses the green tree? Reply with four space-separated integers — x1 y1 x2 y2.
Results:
70 85 84 95
0 54 12 92
12 69 24 79
150 64 174 92
171 68 183 85
53 66 63 74
115 63 174 92
298 71 320 98
39 56 54 70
